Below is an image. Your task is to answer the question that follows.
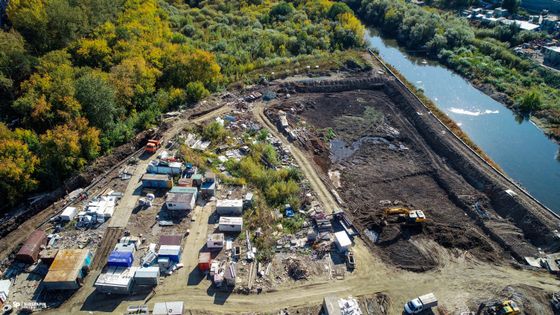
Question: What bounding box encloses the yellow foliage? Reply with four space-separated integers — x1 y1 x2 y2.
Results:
338 12 365 43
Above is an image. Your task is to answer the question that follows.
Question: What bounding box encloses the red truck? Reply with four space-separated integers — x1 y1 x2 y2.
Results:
145 139 161 154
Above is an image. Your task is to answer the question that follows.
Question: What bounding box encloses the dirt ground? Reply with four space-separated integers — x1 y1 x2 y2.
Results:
266 88 531 272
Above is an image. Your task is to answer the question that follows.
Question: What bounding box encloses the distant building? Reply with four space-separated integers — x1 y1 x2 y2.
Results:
543 46 560 68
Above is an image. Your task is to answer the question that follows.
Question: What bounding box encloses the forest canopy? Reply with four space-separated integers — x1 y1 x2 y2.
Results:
0 0 365 207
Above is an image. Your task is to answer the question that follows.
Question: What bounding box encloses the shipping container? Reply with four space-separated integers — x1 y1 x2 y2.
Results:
141 174 173 189
134 267 159 286
198 252 211 271
16 230 47 264
107 251 134 268
147 160 183 175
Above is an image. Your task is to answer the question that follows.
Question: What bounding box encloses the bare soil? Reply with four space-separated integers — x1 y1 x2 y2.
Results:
266 88 532 271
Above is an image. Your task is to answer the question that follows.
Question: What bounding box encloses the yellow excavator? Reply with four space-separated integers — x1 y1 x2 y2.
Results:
382 207 427 225
486 300 521 315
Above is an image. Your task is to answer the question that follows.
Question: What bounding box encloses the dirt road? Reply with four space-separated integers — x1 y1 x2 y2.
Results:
47 100 560 314
252 103 340 214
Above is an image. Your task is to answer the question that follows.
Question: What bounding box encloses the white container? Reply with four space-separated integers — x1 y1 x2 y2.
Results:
60 206 77 221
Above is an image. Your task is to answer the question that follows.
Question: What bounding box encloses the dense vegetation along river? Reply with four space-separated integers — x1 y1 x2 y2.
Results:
365 31 560 214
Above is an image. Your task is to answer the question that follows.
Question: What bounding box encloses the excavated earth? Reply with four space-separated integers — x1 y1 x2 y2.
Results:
266 75 560 272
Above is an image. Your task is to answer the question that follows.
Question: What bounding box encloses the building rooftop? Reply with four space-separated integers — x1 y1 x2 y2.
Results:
44 249 91 282
219 217 243 225
166 192 195 204
142 173 170 181
216 199 243 208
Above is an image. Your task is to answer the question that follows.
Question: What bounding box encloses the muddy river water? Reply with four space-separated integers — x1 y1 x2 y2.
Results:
365 30 560 214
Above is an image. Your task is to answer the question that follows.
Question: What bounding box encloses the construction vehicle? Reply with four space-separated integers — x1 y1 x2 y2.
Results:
145 139 161 154
383 207 427 225
486 300 521 315
404 293 438 314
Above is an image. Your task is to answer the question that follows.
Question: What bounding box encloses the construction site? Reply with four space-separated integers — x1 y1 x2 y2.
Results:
0 54 559 315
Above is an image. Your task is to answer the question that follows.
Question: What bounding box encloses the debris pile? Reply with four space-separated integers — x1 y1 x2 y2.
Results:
284 258 309 280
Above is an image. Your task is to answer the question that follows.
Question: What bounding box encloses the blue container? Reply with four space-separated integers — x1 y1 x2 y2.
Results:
107 251 133 267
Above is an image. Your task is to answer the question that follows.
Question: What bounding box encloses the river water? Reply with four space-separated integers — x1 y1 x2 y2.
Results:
365 31 560 214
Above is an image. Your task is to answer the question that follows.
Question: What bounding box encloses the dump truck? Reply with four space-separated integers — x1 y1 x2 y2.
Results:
145 139 161 154
383 207 427 225
404 293 438 314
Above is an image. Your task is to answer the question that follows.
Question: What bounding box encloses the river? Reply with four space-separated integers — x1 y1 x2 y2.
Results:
365 31 560 214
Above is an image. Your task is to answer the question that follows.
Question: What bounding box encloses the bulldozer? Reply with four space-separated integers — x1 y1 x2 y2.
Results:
382 207 427 226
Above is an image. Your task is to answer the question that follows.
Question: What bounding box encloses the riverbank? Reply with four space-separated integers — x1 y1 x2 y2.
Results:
351 0 560 143
366 32 560 213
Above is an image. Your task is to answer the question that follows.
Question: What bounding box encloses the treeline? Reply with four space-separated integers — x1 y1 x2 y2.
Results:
161 0 365 79
0 0 366 207
347 0 560 137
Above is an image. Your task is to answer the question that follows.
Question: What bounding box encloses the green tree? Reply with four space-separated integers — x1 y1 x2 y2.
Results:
75 70 118 132
327 2 352 20
518 89 542 113
185 81 210 103
501 0 519 14
269 2 294 19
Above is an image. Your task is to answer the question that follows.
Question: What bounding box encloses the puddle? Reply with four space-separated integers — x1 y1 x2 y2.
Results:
330 137 407 163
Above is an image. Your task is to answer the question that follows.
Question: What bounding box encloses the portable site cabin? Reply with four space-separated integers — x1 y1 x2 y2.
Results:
141 174 173 189
147 160 183 175
134 267 160 286
43 249 92 290
169 186 198 198
218 217 243 232
158 245 181 262
198 252 211 272
216 199 243 216
94 266 137 295
60 206 77 222
165 192 196 211
334 231 352 253
16 230 47 264
206 233 224 249
152 301 184 315
107 251 134 268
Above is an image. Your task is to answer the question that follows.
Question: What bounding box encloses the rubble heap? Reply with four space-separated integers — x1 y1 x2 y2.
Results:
284 258 309 280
